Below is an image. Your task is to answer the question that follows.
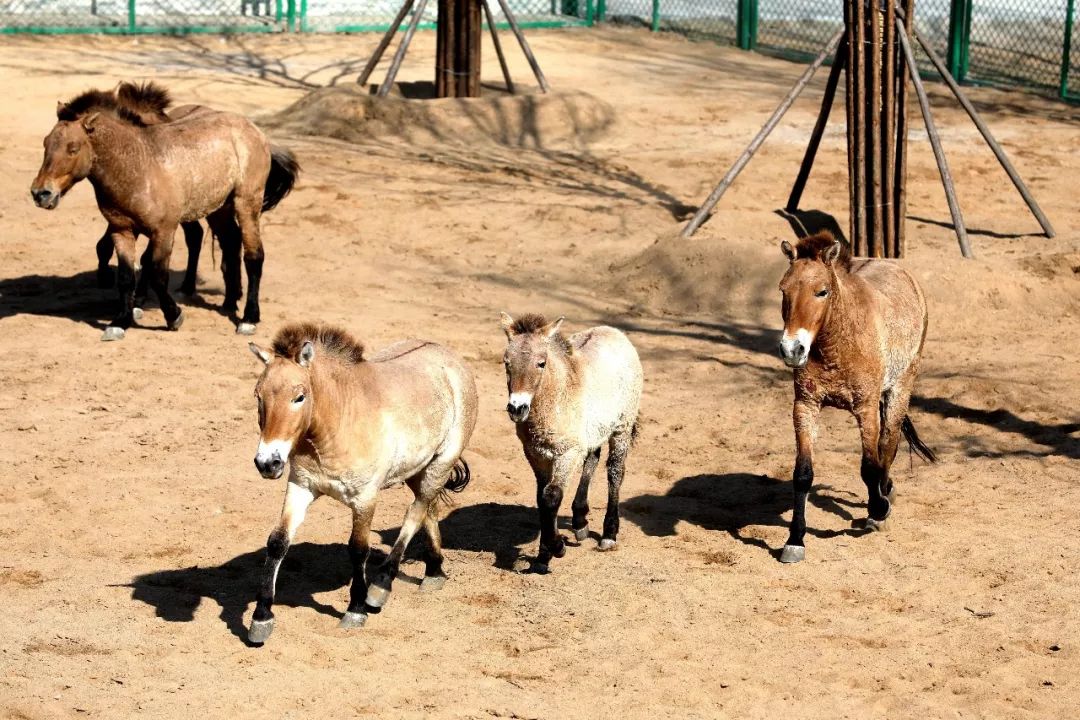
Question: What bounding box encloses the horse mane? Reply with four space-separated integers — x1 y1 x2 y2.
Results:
271 322 366 365
58 81 173 127
794 230 853 271
511 313 572 354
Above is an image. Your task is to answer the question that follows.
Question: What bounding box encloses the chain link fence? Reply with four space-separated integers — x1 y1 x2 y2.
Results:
1 0 1075 99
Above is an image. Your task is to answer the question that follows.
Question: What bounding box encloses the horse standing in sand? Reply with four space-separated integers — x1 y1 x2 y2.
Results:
31 82 298 340
246 322 478 644
777 231 936 563
501 313 642 573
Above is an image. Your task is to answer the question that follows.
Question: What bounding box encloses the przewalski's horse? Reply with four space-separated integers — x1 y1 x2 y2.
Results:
89 83 208 302
777 231 936 564
500 313 642 573
31 83 299 340
246 322 478 644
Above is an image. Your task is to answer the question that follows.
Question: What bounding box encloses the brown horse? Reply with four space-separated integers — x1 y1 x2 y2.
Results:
246 322 478 644
500 313 643 573
31 82 299 340
777 231 936 563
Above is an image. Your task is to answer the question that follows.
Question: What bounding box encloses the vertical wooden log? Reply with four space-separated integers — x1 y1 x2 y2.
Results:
436 0 482 98
895 0 915 257
844 0 857 248
869 2 883 257
854 0 867 256
883 0 896 257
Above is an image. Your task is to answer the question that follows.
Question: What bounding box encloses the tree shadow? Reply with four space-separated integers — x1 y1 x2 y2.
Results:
127 541 352 646
775 208 848 242
907 214 1041 240
622 473 869 560
912 395 1080 459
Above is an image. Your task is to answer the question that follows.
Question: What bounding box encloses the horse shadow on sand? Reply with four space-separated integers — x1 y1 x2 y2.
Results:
127 502 539 645
0 267 227 330
622 473 872 560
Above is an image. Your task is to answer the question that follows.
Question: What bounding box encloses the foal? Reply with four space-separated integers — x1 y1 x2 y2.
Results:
777 231 935 563
31 83 298 340
247 322 478 643
501 313 642 573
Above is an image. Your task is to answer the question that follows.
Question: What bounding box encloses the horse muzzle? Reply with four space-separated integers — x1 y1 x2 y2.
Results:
254 453 285 479
779 332 810 369
506 401 531 424
30 187 60 210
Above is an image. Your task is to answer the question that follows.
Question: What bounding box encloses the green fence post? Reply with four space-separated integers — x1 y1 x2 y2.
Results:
1063 0 1076 98
300 0 308 32
585 0 594 25
737 0 758 50
596 0 606 23
275 0 282 23
947 0 972 81
651 0 660 31
127 0 136 32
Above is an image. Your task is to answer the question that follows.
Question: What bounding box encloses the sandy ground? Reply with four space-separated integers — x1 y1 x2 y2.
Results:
1 27 1078 720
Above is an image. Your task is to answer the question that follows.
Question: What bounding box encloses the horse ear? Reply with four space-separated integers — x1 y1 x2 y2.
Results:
81 112 100 132
249 343 271 365
500 312 515 339
56 100 66 118
543 317 565 339
823 241 842 265
298 341 315 368
781 240 796 262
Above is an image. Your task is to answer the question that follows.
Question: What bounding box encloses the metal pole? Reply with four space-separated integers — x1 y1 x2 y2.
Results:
495 0 550 92
786 39 847 212
357 0 416 88
1063 0 1076 100
910 23 1056 238
378 0 431 98
681 29 844 238
897 17 972 258
483 0 515 94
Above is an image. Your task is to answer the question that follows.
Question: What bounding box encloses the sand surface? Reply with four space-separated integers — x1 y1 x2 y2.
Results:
1 28 1078 719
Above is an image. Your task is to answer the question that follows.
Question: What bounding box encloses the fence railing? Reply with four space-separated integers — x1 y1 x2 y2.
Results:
2 1 1075 99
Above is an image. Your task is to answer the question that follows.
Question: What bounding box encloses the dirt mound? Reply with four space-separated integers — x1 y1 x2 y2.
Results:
263 84 615 150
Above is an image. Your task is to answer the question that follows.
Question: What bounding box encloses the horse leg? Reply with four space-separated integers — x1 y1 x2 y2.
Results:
599 430 633 552
207 209 242 319
340 489 378 630
419 512 449 592
234 199 264 336
95 229 114 288
179 221 204 297
133 242 152 317
534 450 584 573
781 399 820 563
570 447 601 542
856 401 892 531
103 227 138 341
877 374 917 515
248 481 317 645
146 227 184 331
365 477 434 611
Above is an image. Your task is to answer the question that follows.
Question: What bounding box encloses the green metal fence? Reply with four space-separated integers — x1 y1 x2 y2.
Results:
1 1 1075 99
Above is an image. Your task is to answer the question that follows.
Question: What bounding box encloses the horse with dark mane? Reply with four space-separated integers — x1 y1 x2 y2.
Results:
777 231 936 563
31 81 299 340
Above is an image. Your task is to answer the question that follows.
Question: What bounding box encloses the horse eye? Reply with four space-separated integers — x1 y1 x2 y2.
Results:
293 394 305 404
815 288 829 298
66 143 79 155
537 360 546 368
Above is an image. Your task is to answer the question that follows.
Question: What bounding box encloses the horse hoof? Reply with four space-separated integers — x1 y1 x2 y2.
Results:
236 322 257 336
530 561 550 575
597 538 618 552
101 327 126 342
865 516 891 532
779 544 805 563
131 307 144 322
365 583 391 609
338 611 367 629
167 311 184 332
420 574 448 593
573 526 589 542
512 556 533 574
247 618 274 645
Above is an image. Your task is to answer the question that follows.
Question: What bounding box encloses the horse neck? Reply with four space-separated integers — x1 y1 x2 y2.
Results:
301 359 370 459
815 268 868 358
86 118 153 196
532 348 577 426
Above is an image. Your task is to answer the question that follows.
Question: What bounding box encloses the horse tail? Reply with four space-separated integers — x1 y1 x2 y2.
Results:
443 456 472 494
263 145 300 213
901 416 937 463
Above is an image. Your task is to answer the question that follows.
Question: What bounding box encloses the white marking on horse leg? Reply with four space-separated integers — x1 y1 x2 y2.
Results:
269 482 315 590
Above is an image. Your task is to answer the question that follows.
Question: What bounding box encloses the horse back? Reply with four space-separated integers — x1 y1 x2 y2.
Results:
852 260 928 387
568 326 643 434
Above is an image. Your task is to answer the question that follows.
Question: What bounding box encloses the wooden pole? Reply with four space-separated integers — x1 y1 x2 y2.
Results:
909 22 1056 238
894 0 914 257
681 29 844 238
357 0 416 88
483 0 515 94
853 0 867 256
494 0 550 92
378 0 431 98
786 39 847 212
869 2 883 257
883 0 897 256
896 16 971 258
844 0 857 247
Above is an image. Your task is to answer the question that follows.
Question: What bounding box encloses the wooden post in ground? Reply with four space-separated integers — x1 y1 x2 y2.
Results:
437 0 483 97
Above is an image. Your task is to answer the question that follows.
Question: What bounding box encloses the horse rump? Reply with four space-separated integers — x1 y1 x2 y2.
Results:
263 145 300 212
901 416 937 463
444 457 472 493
